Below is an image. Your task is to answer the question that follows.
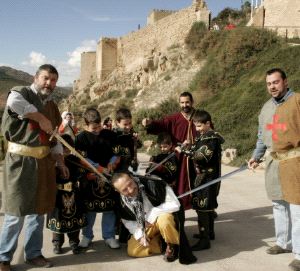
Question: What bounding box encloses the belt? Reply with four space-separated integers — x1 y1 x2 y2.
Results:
7 141 50 159
57 182 73 192
271 147 300 161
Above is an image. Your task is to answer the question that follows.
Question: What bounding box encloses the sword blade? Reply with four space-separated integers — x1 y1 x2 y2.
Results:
146 152 176 175
177 164 248 199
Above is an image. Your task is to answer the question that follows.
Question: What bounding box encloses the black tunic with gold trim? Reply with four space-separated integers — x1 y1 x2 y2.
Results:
47 155 87 233
183 131 224 210
112 128 142 171
146 152 179 187
75 129 119 212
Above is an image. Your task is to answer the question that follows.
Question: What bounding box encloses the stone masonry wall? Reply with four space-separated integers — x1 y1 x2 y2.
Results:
264 0 300 38
79 51 96 89
147 10 175 25
96 38 118 81
117 5 208 73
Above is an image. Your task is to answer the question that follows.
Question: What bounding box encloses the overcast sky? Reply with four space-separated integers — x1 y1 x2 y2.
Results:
0 0 242 86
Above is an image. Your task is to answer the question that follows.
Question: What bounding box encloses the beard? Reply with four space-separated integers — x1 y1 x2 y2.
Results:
181 106 192 113
36 86 53 100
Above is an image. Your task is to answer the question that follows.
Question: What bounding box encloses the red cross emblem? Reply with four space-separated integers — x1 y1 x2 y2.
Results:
266 114 287 141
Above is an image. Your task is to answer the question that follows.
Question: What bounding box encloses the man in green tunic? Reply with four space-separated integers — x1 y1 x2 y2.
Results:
0 64 68 271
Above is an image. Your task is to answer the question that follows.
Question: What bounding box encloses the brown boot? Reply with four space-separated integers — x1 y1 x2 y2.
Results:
0 262 11 271
25 255 53 268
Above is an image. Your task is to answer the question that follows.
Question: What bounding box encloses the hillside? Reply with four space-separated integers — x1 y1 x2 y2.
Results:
0 66 33 109
0 66 72 112
60 25 300 164
134 26 300 165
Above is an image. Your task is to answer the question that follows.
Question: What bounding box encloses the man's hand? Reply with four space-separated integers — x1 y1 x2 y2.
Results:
142 118 151 127
58 164 70 179
138 235 150 247
247 158 260 170
25 112 53 134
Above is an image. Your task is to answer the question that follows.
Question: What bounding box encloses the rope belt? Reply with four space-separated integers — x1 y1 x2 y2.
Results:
7 141 50 159
271 147 300 161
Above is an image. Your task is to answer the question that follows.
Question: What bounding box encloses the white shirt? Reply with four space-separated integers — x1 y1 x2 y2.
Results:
6 84 62 154
122 185 180 240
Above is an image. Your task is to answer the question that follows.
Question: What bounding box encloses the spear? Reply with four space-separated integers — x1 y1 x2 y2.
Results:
49 127 109 183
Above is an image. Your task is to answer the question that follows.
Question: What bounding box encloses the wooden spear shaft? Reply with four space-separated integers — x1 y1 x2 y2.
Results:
49 128 108 183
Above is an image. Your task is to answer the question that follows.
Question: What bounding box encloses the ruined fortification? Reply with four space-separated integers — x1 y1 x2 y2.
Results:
78 51 96 90
76 0 211 90
249 0 300 38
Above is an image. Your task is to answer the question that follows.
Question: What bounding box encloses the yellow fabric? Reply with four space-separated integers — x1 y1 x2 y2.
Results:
7 141 50 159
127 213 179 258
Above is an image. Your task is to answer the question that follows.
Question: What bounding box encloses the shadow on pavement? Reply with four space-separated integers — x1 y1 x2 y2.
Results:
185 205 274 263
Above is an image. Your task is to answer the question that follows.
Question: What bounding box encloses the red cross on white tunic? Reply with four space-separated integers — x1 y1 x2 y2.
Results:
266 114 287 141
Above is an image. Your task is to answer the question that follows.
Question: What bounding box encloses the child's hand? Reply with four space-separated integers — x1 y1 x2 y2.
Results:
174 146 182 153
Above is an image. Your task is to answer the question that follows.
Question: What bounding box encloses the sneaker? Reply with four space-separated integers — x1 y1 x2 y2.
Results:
25 255 53 268
289 259 300 271
78 236 92 248
0 261 11 271
266 245 291 255
105 238 120 249
163 244 178 262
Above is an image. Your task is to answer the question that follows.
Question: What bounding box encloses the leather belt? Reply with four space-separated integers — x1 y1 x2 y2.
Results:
271 147 300 161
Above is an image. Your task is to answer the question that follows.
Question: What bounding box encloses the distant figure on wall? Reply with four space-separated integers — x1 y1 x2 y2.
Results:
212 22 220 31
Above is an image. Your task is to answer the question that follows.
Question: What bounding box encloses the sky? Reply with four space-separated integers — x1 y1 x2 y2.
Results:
0 0 243 86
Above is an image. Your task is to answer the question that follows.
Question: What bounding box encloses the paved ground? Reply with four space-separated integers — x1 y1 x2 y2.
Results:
0 154 294 271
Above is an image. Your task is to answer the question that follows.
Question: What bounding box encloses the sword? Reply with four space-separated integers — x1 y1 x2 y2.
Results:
177 164 248 199
49 127 109 183
146 152 176 175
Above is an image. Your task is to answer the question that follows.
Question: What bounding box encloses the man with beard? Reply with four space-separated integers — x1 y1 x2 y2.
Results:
0 64 68 271
142 92 196 209
248 68 300 271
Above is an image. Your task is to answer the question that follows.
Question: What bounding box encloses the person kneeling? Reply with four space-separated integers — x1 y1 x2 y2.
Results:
111 172 197 264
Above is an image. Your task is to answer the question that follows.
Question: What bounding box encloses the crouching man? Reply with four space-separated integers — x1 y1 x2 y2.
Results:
111 172 197 264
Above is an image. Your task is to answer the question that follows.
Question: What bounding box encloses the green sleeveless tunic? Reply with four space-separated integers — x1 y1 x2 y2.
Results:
1 86 61 216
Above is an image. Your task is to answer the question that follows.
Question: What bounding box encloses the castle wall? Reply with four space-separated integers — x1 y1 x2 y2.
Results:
250 6 265 27
96 38 118 81
118 5 210 73
147 10 175 25
79 51 96 89
264 0 300 38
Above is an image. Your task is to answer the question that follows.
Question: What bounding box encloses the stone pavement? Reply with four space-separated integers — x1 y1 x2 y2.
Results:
0 155 294 271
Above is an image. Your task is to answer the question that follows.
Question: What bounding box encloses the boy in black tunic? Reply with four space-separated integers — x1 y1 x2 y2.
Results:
146 132 178 188
113 108 142 172
47 134 87 255
75 108 120 249
176 110 224 251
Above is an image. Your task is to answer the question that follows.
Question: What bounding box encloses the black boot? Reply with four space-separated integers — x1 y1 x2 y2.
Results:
192 212 211 251
209 211 215 240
